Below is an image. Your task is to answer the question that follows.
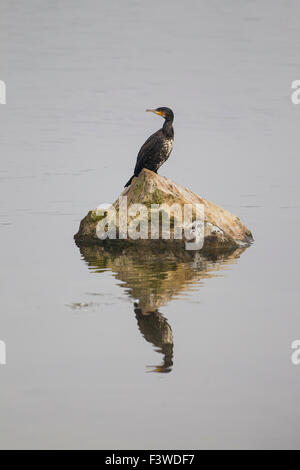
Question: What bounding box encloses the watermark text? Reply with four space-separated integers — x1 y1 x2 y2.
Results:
0 80 6 104
0 340 6 365
291 340 300 365
291 80 300 105
95 197 205 251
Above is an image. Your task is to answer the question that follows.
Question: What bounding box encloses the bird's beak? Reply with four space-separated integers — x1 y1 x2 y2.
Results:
146 109 163 116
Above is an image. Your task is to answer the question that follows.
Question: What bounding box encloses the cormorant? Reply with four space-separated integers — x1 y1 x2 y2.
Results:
124 107 174 187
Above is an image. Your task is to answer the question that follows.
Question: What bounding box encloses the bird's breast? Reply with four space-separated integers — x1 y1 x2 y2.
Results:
161 137 173 157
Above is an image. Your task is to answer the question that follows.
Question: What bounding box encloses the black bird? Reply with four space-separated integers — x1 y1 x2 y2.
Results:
124 107 174 187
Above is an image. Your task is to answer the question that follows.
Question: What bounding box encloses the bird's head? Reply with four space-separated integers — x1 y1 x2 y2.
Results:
146 107 174 122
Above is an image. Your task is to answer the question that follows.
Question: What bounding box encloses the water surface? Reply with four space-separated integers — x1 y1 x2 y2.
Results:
0 0 300 450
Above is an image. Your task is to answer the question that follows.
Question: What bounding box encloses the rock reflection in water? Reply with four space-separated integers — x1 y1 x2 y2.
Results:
78 242 248 373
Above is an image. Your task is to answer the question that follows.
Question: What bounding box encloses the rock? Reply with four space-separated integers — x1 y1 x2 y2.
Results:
74 169 253 252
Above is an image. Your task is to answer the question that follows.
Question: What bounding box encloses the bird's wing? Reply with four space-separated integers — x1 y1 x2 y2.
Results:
134 129 163 175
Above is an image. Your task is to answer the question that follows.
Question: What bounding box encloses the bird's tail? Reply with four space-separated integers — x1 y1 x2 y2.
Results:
124 175 134 187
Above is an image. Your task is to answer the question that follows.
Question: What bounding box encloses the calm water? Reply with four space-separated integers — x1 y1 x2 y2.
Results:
1 0 300 449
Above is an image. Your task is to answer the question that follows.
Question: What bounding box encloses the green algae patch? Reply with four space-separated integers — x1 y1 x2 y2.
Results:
91 210 108 222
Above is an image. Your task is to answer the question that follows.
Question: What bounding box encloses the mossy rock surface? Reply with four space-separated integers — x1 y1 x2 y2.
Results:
74 169 253 253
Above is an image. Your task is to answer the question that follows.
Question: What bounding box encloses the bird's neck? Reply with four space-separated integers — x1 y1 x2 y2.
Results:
162 120 174 138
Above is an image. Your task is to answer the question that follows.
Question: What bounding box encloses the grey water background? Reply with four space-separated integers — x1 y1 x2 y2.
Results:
0 0 300 449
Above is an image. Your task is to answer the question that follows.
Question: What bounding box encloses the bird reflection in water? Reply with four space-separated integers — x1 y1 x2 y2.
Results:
77 241 248 373
134 303 173 373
